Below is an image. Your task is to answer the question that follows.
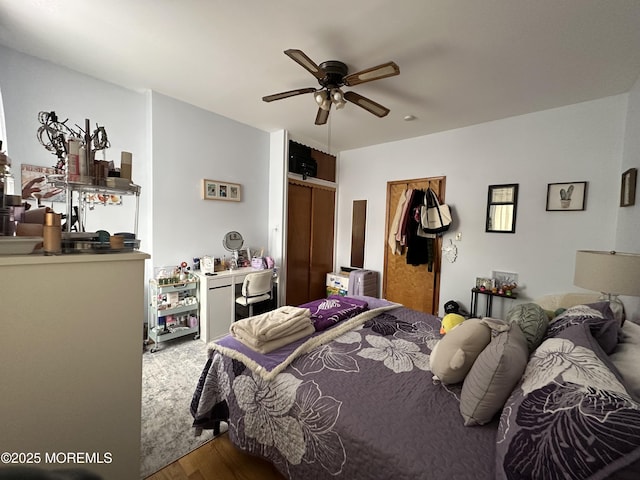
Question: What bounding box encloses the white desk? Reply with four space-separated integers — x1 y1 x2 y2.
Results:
195 268 274 342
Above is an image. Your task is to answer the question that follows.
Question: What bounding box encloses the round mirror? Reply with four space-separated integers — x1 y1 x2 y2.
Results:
222 231 244 252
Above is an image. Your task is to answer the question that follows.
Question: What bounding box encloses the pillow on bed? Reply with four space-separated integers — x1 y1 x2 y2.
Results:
610 321 640 401
460 322 528 426
505 303 548 353
496 321 640 480
430 318 491 385
544 302 619 354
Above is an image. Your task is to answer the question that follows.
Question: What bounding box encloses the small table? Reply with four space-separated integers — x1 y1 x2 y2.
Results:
470 287 517 318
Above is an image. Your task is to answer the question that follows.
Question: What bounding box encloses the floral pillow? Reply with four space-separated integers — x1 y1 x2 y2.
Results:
496 321 640 479
544 302 619 354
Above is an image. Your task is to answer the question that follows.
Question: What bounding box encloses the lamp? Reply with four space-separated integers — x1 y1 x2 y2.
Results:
314 90 331 111
573 250 640 324
315 87 346 111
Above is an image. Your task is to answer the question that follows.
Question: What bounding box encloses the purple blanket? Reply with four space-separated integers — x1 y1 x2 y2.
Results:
300 295 369 331
192 302 498 480
210 300 399 381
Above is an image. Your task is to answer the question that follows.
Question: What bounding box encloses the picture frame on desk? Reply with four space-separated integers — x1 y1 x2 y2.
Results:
203 179 241 202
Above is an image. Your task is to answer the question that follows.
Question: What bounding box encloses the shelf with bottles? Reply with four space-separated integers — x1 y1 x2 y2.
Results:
147 274 200 353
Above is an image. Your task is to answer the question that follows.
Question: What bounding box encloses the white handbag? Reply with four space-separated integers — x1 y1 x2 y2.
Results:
420 188 452 235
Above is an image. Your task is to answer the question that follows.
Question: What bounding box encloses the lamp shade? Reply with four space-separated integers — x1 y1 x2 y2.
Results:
574 250 640 297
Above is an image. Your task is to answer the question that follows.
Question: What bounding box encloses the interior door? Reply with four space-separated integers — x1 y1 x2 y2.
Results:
285 179 336 306
383 177 444 315
309 186 335 300
286 182 312 306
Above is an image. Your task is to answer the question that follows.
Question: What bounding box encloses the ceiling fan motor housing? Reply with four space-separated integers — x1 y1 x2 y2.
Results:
318 61 348 88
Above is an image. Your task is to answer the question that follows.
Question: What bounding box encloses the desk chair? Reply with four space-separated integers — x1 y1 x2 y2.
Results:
235 269 274 318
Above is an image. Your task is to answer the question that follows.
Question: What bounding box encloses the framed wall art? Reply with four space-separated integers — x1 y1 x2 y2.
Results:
202 179 241 202
20 164 66 203
620 168 637 207
546 181 587 211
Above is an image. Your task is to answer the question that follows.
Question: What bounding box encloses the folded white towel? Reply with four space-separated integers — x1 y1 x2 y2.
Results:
230 306 312 344
236 322 316 354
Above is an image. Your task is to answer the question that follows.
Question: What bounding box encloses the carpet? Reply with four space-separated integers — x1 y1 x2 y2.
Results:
140 336 222 478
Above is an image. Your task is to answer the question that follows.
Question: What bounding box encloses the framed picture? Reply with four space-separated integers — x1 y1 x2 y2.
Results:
202 179 241 202
546 181 587 211
620 168 637 207
491 270 518 288
20 164 66 203
475 277 494 289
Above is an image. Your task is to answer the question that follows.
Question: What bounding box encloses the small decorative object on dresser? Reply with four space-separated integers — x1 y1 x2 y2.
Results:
620 168 637 207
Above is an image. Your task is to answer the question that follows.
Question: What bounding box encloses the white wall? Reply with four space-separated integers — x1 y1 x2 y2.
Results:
0 45 271 282
336 95 627 317
0 45 148 247
149 92 270 269
616 74 640 322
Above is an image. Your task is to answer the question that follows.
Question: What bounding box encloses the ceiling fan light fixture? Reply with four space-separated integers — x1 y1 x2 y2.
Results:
331 88 346 109
314 90 328 106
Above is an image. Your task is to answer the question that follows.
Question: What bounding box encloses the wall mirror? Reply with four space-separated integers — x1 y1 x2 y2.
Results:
486 184 518 233
350 200 366 268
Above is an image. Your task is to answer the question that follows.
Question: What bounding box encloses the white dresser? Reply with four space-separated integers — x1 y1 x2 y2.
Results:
0 252 149 480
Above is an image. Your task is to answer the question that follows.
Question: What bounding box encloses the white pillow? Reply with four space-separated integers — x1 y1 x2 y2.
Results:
609 321 640 400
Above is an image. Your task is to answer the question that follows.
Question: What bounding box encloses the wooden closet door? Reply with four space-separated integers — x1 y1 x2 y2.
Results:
286 183 312 306
383 177 444 315
286 180 336 306
309 186 335 301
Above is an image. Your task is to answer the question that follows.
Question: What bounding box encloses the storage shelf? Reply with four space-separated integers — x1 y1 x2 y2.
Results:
157 303 198 317
148 277 200 352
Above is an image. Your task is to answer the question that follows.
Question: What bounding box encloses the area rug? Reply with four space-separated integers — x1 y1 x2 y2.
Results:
140 336 221 478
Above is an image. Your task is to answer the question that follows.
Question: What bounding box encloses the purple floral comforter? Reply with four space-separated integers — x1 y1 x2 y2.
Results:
191 303 497 480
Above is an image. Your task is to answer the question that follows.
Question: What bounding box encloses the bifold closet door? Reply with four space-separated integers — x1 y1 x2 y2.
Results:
286 182 312 306
383 177 444 315
309 186 335 300
286 180 335 306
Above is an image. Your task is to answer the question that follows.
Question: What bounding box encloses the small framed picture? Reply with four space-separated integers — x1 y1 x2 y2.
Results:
475 277 494 289
546 181 587 211
203 179 241 202
620 168 637 207
491 270 518 288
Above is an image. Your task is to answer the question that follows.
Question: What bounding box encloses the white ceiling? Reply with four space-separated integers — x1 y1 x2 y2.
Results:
1 0 640 153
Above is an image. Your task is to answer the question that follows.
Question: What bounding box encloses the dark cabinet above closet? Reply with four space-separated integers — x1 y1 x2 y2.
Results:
289 140 336 183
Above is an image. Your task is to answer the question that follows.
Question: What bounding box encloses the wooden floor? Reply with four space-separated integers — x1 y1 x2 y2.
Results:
146 432 286 480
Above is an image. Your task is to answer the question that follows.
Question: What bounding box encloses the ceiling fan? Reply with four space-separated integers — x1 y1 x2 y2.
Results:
262 49 400 125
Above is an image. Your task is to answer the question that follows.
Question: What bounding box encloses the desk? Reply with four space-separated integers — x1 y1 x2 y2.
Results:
195 268 275 342
470 287 517 318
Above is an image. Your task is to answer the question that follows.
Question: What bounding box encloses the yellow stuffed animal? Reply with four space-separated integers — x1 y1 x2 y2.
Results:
440 313 464 335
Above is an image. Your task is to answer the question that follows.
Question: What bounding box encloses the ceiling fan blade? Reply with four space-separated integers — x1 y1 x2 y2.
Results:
262 87 317 102
285 49 325 80
315 105 331 125
343 61 400 86
343 91 390 117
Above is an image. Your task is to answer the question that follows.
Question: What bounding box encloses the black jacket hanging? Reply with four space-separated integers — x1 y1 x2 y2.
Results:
405 190 435 270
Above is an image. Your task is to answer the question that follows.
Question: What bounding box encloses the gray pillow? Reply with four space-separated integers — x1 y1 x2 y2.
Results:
506 303 548 353
460 323 529 426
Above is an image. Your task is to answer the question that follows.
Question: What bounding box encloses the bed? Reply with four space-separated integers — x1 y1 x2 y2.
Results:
190 295 640 480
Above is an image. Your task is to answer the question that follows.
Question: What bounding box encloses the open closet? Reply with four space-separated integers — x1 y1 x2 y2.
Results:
383 176 445 315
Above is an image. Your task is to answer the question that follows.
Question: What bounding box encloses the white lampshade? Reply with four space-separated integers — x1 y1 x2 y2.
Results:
574 250 640 297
